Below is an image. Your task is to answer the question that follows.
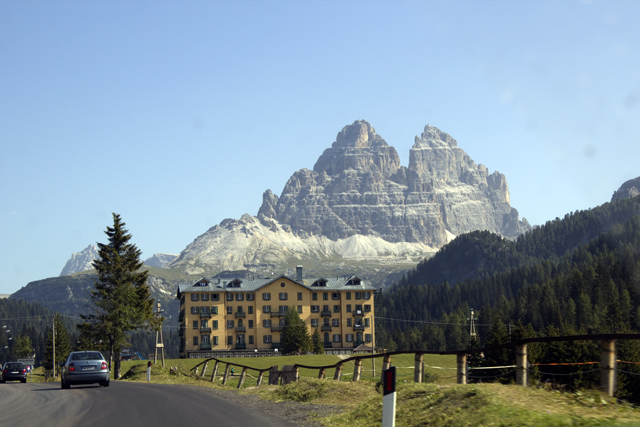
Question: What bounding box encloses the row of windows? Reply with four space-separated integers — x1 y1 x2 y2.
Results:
190 334 374 346
310 318 370 327
191 317 371 331
189 291 373 303
188 304 371 316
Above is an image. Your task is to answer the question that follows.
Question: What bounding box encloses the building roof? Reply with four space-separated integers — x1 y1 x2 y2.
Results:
176 273 375 299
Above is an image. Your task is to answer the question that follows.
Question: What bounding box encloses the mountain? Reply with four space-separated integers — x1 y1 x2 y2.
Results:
611 176 640 202
144 253 178 268
171 121 530 284
59 245 98 276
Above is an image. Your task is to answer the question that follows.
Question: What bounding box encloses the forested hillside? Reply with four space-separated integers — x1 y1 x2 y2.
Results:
380 196 640 399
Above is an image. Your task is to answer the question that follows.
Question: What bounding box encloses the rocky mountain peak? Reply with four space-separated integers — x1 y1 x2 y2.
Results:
611 176 640 202
60 244 98 276
414 124 458 149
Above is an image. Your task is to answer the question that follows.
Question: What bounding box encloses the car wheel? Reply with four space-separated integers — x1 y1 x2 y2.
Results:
101 380 110 387
21 378 26 383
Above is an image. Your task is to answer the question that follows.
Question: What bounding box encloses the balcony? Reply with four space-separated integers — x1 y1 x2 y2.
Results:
271 342 282 349
236 343 247 350
200 312 212 319
235 312 246 319
323 341 333 348
321 325 332 332
320 310 332 317
236 326 246 333
271 325 284 332
353 324 365 331
352 310 364 317
200 327 212 333
270 311 287 318
200 344 212 350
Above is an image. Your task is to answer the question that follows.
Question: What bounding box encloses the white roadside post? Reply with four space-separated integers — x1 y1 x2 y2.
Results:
147 361 152 382
382 366 396 427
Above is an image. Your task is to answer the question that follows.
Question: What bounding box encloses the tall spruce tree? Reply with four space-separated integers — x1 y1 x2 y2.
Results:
282 306 311 354
44 313 71 375
311 328 324 354
80 213 157 379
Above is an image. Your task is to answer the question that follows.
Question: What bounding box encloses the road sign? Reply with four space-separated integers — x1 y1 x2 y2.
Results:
18 358 35 365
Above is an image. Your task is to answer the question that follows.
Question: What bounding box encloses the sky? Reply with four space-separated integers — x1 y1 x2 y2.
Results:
1 0 639 295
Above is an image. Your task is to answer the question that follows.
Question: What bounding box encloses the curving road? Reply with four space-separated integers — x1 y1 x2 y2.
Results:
0 381 300 427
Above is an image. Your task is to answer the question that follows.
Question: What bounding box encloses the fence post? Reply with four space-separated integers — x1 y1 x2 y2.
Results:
334 362 343 381
201 361 208 378
381 354 392 382
600 340 616 397
222 364 231 385
457 353 467 385
237 367 248 389
210 361 219 383
414 353 424 383
269 366 280 385
318 367 326 379
515 345 528 386
257 370 264 386
353 359 362 381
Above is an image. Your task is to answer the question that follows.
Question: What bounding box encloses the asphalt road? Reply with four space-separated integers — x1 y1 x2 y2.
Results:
0 381 301 427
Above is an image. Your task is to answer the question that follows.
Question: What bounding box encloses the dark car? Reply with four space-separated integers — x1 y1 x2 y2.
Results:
1 362 27 383
60 351 110 389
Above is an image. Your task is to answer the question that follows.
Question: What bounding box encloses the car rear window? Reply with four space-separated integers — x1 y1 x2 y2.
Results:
5 363 23 370
72 352 103 360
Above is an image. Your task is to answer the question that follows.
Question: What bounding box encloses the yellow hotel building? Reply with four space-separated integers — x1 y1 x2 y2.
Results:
176 266 376 358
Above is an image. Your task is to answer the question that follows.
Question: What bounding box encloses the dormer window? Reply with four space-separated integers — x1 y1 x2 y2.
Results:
312 278 328 287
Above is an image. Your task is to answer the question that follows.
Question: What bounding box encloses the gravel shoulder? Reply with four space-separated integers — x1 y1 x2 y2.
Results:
174 384 344 427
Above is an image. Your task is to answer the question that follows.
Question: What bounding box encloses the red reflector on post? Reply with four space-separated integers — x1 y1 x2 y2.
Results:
383 366 396 396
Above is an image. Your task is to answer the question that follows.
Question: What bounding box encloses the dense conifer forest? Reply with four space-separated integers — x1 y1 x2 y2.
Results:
380 196 640 399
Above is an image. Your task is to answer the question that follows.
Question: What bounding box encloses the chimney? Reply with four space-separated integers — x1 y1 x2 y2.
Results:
296 265 303 282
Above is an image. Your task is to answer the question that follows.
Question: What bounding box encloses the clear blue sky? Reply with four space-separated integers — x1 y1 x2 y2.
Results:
1 0 638 295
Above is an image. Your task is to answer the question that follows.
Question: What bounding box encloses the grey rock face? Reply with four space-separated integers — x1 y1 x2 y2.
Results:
144 253 179 268
258 120 530 246
60 244 99 276
611 176 640 202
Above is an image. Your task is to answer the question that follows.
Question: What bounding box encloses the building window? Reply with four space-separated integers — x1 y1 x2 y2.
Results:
355 292 362 300
346 334 354 343
323 292 328 301
263 319 271 328
346 292 351 300
191 306 199 314
312 292 318 301
279 318 286 327
356 304 363 313
249 335 254 345
346 304 352 313
279 292 288 301
364 292 371 300
211 293 219 301
248 320 254 329
236 293 244 301
263 293 271 301
193 320 198 329
193 336 199 345
201 335 210 345
365 318 370 327
201 293 209 301
212 306 218 314
333 334 341 343
237 306 243 313
248 306 253 314
323 305 329 312
311 319 318 327
332 292 340 300
228 336 233 345
334 305 340 313
213 336 219 345
332 318 339 327
323 318 330 326
347 318 352 327
279 306 288 313
202 320 208 328
212 320 218 329
263 335 272 343
263 305 271 313
297 292 303 301
227 320 234 328
226 293 234 301
247 293 254 301
311 305 319 313
364 304 371 312
297 305 303 314
365 334 372 342
191 294 200 302
227 306 233 314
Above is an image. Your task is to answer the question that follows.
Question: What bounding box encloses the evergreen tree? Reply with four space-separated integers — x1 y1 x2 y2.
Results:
311 328 324 354
14 335 34 359
282 306 311 354
44 313 71 375
80 213 158 379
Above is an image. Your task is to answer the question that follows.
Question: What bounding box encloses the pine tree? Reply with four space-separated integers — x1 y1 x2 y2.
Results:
14 335 34 359
311 328 324 354
44 313 71 375
80 213 158 379
282 306 311 355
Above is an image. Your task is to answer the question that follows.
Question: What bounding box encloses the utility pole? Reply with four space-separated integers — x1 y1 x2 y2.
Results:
154 302 165 367
52 317 56 378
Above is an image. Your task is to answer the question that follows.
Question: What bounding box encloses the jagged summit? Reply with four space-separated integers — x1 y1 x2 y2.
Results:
611 176 640 202
60 244 98 276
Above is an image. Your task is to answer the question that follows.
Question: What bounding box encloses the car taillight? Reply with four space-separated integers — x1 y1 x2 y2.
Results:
69 363 75 371
101 362 107 370
2 369 6 373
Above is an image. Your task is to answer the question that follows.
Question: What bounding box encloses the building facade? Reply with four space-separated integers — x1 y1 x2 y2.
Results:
176 266 377 358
